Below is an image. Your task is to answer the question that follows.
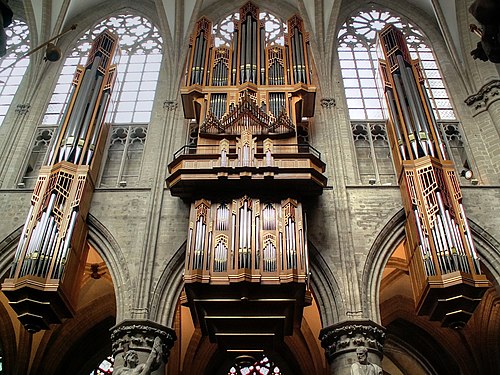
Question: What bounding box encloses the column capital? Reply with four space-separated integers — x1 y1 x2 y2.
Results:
319 319 386 364
464 79 500 115
320 98 336 109
111 319 177 372
163 100 178 111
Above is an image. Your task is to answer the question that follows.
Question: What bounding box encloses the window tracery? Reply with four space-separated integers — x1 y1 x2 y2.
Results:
228 355 282 375
99 124 148 187
213 11 287 48
0 19 30 126
338 9 454 121
43 14 162 126
90 355 114 374
338 9 467 184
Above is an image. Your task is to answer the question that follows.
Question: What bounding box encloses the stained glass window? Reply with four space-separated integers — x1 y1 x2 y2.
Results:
90 356 113 374
43 14 162 125
0 19 30 126
338 9 455 121
213 11 287 47
228 355 282 375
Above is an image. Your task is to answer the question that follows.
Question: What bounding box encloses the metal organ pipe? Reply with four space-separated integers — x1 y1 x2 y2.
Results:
75 72 104 164
297 30 306 83
11 203 34 276
392 74 419 159
386 90 408 160
245 16 252 82
251 17 257 83
191 34 201 84
291 30 299 83
85 90 110 165
60 55 102 163
240 18 247 82
199 33 207 85
405 66 435 157
260 27 265 84
396 55 428 157
232 30 238 85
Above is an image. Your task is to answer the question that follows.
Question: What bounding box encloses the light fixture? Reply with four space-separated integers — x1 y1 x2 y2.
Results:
119 180 127 187
368 178 376 185
461 169 474 180
0 24 77 75
44 42 62 62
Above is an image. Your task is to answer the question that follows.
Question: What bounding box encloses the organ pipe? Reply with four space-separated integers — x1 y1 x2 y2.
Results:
183 8 314 128
184 198 306 278
377 24 488 327
3 32 118 331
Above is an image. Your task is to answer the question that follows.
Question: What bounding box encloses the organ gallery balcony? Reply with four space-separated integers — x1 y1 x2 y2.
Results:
166 93 326 199
167 142 326 199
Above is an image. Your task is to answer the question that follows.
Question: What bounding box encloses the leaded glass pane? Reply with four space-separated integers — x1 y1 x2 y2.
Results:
0 19 30 126
338 9 456 121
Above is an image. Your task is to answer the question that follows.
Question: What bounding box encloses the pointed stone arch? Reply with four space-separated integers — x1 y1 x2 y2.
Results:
87 214 134 322
363 208 500 323
149 241 186 326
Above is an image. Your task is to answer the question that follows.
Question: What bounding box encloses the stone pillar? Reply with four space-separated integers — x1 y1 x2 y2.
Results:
464 79 500 180
111 319 177 375
319 320 386 375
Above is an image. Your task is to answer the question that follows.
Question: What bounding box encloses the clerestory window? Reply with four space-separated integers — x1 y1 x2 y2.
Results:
228 355 282 375
21 14 162 189
0 19 30 127
338 9 467 184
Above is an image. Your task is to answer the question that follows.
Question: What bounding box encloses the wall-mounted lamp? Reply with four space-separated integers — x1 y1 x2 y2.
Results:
461 169 474 180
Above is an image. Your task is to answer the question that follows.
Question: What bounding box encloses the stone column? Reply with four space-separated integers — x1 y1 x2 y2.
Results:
111 319 177 375
319 320 386 375
464 79 500 181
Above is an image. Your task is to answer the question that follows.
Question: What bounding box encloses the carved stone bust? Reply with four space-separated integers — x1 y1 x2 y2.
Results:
351 347 383 375
113 337 162 375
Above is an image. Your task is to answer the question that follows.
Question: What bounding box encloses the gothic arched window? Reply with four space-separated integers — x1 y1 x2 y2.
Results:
228 355 282 375
90 355 113 374
0 19 30 126
338 9 467 184
22 14 163 189
43 14 162 126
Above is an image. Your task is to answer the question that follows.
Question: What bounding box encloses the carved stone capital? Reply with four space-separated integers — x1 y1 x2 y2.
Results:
464 79 500 115
319 320 386 363
163 100 178 111
320 98 336 109
15 104 30 115
111 319 177 367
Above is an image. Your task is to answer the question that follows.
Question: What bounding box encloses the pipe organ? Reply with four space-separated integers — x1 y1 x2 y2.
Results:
185 198 307 283
1 30 119 332
377 25 489 328
168 2 325 351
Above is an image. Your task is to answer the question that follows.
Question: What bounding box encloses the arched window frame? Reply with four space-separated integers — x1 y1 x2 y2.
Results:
337 8 469 184
228 354 283 375
21 13 163 189
0 18 30 127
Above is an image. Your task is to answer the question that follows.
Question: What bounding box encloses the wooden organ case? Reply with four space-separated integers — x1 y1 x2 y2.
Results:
377 25 489 328
167 2 326 351
1 31 119 332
